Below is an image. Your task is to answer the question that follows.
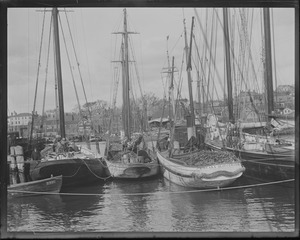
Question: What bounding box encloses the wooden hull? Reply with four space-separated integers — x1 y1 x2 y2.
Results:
157 151 244 189
105 158 160 179
8 175 62 197
205 142 295 181
29 158 110 189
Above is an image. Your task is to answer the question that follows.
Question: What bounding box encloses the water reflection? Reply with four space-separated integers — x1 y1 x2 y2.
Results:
101 177 162 231
7 175 295 232
8 194 64 231
8 183 106 232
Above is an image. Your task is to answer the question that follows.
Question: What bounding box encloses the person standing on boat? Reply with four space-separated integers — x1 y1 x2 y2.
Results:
31 147 41 160
60 138 68 152
52 135 61 152
55 140 64 153
69 141 79 152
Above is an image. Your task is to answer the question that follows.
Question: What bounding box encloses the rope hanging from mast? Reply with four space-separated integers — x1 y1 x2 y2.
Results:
29 9 47 147
41 15 53 132
64 10 93 123
58 14 83 117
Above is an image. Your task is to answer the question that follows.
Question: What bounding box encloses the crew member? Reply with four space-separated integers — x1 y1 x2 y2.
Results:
31 147 41 160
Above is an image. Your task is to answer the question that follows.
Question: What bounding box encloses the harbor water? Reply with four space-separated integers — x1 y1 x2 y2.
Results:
7 175 295 234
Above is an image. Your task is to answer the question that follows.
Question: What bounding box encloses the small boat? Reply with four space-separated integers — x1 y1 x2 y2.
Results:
157 149 244 189
105 145 159 179
8 175 62 197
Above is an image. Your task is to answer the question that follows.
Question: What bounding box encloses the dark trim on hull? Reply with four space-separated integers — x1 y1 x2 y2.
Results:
242 160 295 181
206 142 294 162
205 142 295 181
29 158 109 188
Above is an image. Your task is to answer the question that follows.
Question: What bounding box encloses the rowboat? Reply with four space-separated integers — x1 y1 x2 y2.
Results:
8 175 62 197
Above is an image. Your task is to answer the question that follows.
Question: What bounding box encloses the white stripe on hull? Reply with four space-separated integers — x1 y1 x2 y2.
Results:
157 151 244 189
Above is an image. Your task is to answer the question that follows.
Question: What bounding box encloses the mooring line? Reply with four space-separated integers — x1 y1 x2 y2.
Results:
8 179 294 197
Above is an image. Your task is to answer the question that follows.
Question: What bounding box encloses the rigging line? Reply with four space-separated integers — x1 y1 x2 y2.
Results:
238 8 251 92
194 9 225 99
192 15 221 113
64 10 92 121
109 44 121 108
58 14 83 117
216 9 252 92
156 89 168 144
177 50 186 101
9 179 295 197
237 9 261 94
202 8 209 90
81 159 112 180
128 36 144 98
41 16 53 129
215 9 264 124
249 9 260 93
192 36 209 111
207 9 216 102
173 50 186 119
80 9 93 102
29 9 47 146
170 31 184 56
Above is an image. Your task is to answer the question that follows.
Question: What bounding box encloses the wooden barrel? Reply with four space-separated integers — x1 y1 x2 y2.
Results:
18 171 25 183
10 146 15 156
14 145 24 155
8 155 17 170
16 155 24 172
10 171 18 185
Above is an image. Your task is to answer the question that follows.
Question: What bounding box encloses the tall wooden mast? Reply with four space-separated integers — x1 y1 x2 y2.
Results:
122 8 131 139
183 17 196 139
223 8 234 124
52 8 66 138
263 8 274 118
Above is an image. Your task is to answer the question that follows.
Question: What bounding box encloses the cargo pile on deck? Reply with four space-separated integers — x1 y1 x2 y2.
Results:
179 150 240 167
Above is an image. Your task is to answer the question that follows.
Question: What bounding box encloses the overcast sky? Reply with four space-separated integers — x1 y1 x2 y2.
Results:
7 7 295 114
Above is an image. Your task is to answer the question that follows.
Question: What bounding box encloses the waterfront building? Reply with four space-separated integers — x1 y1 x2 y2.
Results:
7 112 33 137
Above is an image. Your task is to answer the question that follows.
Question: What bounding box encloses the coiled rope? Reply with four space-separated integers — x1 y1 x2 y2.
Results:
8 179 294 196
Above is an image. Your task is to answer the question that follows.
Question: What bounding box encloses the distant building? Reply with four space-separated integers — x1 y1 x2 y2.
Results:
8 112 33 137
275 84 294 93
